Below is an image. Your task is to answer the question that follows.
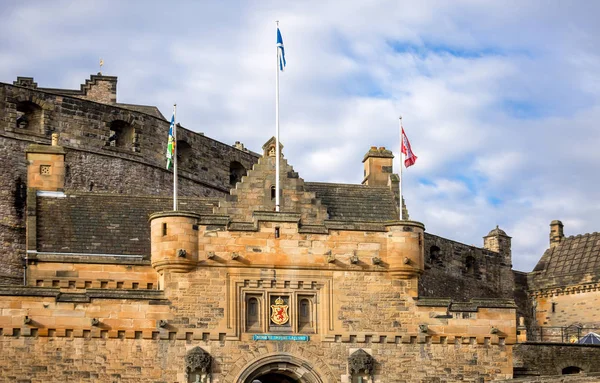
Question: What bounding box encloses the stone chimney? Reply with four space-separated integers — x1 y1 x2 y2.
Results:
25 133 65 191
549 220 564 248
362 146 394 187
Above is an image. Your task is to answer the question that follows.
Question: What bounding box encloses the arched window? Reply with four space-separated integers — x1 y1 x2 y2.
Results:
464 255 477 276
177 140 192 168
298 297 314 333
246 296 260 332
429 246 441 264
107 120 134 149
16 101 43 132
562 366 582 375
230 161 246 186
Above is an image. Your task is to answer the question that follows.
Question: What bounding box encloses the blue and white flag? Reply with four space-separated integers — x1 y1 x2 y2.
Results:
277 28 286 71
166 112 175 170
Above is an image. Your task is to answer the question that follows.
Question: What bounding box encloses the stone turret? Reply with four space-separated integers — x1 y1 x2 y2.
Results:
149 211 200 280
549 220 564 248
483 225 512 266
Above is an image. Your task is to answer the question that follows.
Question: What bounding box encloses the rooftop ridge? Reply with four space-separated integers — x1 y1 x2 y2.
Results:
38 192 220 201
305 181 390 189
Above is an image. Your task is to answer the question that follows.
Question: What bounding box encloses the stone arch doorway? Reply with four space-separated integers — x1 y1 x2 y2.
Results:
237 354 324 383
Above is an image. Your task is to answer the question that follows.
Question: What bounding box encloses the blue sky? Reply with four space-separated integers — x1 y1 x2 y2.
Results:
1 0 599 271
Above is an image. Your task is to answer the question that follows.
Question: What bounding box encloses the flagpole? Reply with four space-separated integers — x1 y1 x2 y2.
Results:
173 104 178 211
399 116 403 220
275 20 281 212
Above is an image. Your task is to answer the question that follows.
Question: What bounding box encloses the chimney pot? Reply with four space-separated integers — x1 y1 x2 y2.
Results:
379 146 385 151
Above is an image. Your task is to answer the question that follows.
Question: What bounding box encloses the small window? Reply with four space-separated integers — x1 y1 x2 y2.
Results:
464 255 477 275
298 297 314 333
16 101 43 132
229 161 246 186
429 246 441 264
107 120 134 149
562 366 582 375
246 296 260 332
176 140 192 168
270 186 276 200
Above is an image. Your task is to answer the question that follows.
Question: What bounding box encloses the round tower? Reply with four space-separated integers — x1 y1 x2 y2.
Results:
149 211 200 274
385 220 425 288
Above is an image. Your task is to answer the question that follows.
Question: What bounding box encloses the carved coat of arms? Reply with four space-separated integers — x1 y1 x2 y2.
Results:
270 296 289 325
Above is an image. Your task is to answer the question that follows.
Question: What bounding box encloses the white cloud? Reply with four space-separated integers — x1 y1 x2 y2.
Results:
1 0 599 272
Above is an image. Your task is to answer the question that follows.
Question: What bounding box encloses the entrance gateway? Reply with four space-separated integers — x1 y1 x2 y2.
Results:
237 354 323 383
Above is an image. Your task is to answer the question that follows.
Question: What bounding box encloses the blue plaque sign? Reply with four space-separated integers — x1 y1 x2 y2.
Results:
252 334 310 342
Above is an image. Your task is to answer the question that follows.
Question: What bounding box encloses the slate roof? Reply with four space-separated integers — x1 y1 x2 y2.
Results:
35 183 399 257
530 232 600 289
115 103 166 120
305 182 399 222
36 194 218 256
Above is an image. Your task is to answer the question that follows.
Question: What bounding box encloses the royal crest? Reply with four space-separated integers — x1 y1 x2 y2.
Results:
270 296 289 325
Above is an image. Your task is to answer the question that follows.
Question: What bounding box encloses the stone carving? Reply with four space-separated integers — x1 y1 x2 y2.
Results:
349 349 374 377
185 347 212 383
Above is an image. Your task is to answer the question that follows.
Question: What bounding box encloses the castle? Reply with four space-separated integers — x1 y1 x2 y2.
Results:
0 74 598 382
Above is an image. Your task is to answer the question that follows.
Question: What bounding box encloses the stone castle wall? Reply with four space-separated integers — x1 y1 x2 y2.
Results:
513 343 600 377
0 81 258 283
0 336 513 382
420 233 514 300
532 288 600 329
0 262 516 382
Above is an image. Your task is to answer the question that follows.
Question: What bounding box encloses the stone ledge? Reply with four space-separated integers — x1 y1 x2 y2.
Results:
253 211 302 223
519 341 600 349
28 252 150 265
25 143 66 154
0 327 512 345
0 286 167 302
148 210 201 221
416 297 517 311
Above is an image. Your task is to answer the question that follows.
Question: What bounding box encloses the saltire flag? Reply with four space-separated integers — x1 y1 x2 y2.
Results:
277 28 286 71
401 127 417 168
166 113 175 170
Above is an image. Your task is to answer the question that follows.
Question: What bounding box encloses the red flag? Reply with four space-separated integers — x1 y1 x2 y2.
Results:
401 127 417 168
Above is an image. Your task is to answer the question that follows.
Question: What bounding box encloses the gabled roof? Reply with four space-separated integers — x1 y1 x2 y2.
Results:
530 232 600 289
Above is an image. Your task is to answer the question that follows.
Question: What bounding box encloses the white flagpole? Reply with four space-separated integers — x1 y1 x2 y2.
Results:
399 116 403 220
275 21 281 212
173 104 178 211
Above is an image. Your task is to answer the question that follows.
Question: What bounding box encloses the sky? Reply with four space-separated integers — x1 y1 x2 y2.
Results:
1 0 599 271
